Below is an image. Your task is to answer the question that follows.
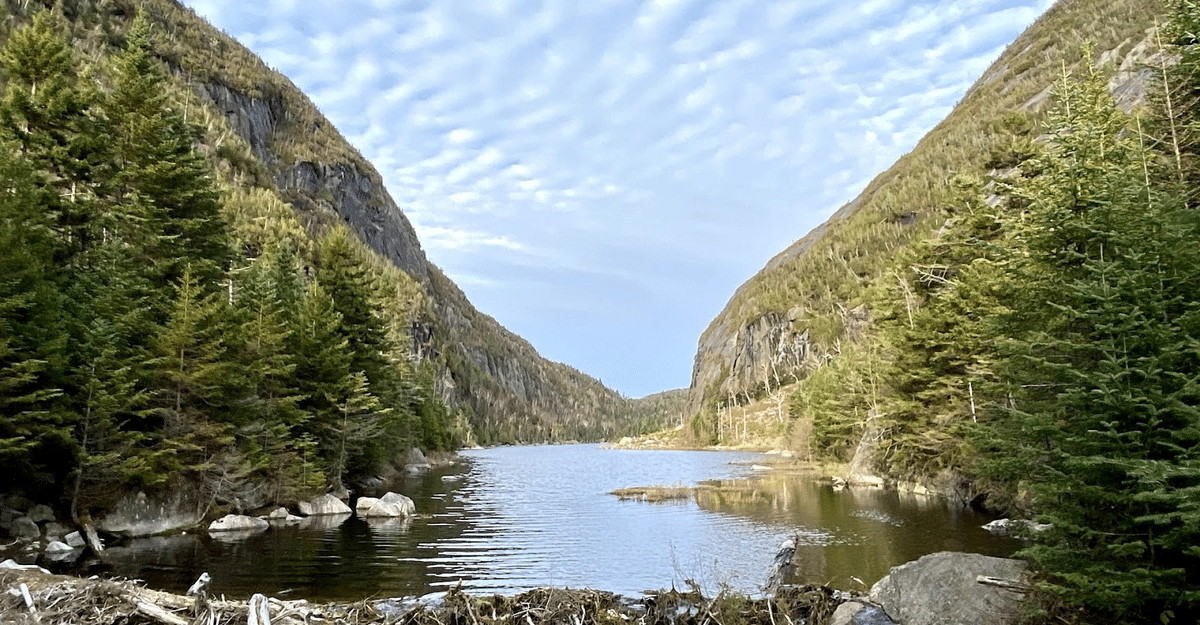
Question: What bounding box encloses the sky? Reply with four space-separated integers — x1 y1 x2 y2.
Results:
183 0 1056 399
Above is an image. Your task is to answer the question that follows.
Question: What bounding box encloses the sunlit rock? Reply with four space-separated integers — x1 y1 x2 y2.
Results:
298 494 352 516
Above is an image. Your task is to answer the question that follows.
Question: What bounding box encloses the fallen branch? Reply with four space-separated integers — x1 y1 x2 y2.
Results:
975 576 1032 593
134 600 189 625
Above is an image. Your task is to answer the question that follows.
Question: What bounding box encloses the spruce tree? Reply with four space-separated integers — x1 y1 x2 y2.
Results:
103 14 232 291
317 228 413 475
985 59 1200 623
0 143 71 495
0 10 106 263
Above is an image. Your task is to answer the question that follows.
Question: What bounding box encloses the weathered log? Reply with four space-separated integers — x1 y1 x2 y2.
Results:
134 600 189 625
975 575 1032 593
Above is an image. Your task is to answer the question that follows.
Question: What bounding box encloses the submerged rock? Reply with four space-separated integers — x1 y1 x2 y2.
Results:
982 518 1052 534
298 494 352 516
870 551 1027 625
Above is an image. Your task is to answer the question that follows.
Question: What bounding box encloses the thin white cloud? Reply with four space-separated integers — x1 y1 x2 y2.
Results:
183 0 1057 396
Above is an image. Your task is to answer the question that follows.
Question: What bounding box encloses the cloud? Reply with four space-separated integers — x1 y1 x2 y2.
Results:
184 0 1057 397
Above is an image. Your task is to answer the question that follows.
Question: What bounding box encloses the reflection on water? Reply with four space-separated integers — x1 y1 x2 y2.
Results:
66 445 1018 602
689 475 1018 589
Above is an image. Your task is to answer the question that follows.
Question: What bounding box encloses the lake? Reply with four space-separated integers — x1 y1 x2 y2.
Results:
81 444 1019 601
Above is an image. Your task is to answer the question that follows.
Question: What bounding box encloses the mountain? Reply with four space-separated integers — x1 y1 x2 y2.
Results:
685 0 1167 443
31 0 657 446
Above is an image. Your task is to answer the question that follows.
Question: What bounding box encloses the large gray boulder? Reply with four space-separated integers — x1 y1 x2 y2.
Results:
208 514 269 533
355 492 415 518
10 516 40 540
298 494 352 516
870 552 1027 625
97 491 207 537
27 504 55 524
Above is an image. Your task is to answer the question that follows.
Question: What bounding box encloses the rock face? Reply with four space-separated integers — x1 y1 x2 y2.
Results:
208 514 269 533
298 494 352 516
355 492 415 518
96 491 207 538
188 46 633 444
869 552 1027 625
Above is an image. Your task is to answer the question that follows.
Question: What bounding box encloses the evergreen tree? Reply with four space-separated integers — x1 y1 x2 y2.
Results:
0 143 71 496
317 228 414 475
0 10 106 263
289 280 350 488
983 60 1200 623
103 14 232 291
143 266 235 490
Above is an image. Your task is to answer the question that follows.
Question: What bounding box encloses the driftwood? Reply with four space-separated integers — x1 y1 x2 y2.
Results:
975 575 1033 593
134 600 189 625
3 566 844 625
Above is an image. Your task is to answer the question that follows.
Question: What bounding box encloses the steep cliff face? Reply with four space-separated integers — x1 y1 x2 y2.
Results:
134 0 638 441
686 0 1167 416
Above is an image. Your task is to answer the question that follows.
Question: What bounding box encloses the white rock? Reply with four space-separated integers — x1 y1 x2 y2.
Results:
381 492 415 515
356 492 415 517
207 514 269 533
298 494 352 516
982 518 1052 534
64 531 86 549
44 540 75 553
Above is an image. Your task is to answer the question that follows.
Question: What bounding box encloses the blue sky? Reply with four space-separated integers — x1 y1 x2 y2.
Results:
183 0 1056 399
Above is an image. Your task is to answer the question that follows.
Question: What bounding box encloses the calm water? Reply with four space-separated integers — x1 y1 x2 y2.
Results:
75 445 1019 601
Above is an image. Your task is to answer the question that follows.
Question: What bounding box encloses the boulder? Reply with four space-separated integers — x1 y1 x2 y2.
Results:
265 508 303 524
830 600 897 625
404 447 431 473
870 552 1027 625
44 540 75 553
97 490 206 537
43 521 69 539
207 514 269 533
381 492 416 515
10 516 40 539
27 504 55 524
1 495 33 513
64 531 86 549
298 494 352 516
355 492 414 517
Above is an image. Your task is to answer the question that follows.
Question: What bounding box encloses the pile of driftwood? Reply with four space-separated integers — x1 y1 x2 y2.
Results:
378 582 837 625
2 566 840 625
0 567 372 625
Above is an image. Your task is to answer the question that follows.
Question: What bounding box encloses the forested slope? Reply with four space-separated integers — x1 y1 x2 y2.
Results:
682 0 1200 620
0 0 665 519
